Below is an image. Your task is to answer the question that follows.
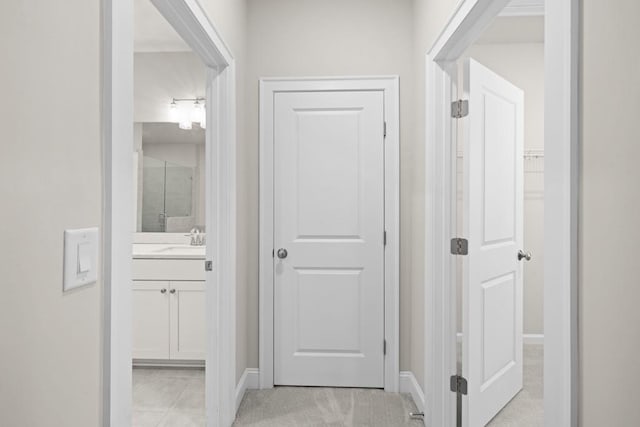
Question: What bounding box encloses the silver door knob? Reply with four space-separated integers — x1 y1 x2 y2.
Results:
518 250 532 261
277 248 288 259
160 288 167 294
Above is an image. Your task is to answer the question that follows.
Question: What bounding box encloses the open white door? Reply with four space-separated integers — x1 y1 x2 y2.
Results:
462 59 525 426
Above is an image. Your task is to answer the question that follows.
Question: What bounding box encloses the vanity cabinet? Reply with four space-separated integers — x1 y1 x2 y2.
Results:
132 257 206 362
133 280 205 361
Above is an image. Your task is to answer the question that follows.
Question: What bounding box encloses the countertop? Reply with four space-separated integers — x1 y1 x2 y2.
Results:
132 243 206 260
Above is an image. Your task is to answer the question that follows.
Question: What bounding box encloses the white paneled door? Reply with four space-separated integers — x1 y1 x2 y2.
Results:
462 59 525 426
273 90 385 388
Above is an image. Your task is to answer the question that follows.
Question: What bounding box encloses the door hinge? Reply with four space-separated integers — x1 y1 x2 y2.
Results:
450 238 468 255
383 121 387 138
383 230 387 246
204 260 213 271
451 99 469 119
383 339 387 355
450 375 468 395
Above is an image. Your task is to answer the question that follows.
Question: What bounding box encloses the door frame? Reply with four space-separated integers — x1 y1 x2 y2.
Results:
258 77 400 392
102 0 237 426
423 1 579 426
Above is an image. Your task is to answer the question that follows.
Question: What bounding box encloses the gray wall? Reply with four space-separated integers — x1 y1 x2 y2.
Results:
246 0 425 384
580 0 640 424
0 0 249 424
0 1 102 425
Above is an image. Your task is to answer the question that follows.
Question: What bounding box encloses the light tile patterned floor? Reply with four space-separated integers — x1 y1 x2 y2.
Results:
132 367 205 427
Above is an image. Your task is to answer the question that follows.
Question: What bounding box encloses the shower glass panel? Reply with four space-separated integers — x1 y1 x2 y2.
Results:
141 155 194 232
165 161 193 218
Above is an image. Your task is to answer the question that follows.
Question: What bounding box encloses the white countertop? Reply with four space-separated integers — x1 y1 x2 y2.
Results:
132 243 206 260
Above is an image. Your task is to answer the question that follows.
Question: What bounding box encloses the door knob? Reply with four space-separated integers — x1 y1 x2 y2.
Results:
277 248 288 259
518 250 532 261
160 288 167 294
170 289 176 294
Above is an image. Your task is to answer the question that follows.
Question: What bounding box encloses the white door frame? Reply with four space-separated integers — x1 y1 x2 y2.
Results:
423 1 579 426
259 77 400 392
102 1 237 426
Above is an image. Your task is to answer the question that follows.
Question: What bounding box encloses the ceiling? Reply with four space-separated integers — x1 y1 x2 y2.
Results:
134 52 206 123
134 0 190 53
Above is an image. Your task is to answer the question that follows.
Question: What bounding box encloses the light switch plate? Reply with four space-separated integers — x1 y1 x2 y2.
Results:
63 227 99 291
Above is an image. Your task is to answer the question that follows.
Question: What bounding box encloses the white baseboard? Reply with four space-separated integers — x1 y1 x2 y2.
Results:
399 371 425 414
235 368 260 413
456 332 544 345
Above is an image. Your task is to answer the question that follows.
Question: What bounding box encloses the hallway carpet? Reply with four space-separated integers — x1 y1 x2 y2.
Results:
132 345 542 426
233 387 423 427
486 344 544 426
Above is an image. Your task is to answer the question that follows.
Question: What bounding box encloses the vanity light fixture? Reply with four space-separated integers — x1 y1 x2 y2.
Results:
169 97 206 130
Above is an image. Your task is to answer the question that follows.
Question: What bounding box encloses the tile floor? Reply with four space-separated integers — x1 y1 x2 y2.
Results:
132 367 205 427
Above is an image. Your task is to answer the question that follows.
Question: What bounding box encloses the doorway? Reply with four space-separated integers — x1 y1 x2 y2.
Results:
103 0 237 426
454 20 546 425
423 0 578 426
259 77 401 391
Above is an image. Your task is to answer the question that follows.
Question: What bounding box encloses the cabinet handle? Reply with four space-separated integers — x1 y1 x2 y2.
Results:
170 289 176 294
160 288 167 294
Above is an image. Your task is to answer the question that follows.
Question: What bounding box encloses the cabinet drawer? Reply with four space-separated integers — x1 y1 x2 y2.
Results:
132 259 205 281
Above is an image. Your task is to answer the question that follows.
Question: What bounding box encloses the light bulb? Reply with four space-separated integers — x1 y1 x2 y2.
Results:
169 100 178 122
200 106 206 129
191 101 203 123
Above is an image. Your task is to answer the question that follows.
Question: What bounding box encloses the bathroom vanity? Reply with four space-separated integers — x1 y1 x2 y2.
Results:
132 243 206 365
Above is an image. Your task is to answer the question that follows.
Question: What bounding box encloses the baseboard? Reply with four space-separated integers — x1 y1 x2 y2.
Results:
132 359 205 368
456 332 544 345
399 371 425 414
235 368 260 413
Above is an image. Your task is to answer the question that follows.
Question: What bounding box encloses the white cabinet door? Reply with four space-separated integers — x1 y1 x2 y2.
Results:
133 281 170 359
273 90 385 388
169 281 206 360
462 58 525 427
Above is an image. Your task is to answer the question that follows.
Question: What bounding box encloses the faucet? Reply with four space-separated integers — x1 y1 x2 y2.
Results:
188 227 206 246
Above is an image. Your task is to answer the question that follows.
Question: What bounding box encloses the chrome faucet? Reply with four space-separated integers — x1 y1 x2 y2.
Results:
188 227 206 246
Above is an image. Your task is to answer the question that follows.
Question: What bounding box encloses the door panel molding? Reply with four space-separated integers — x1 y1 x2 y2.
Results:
259 76 400 392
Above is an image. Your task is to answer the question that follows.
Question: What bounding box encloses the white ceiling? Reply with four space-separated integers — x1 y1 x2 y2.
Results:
134 0 190 53
476 16 544 44
134 52 206 122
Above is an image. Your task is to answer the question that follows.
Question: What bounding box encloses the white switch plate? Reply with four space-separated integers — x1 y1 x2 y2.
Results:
63 227 99 291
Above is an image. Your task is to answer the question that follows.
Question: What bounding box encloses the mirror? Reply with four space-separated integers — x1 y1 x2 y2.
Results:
133 50 206 233
134 123 205 232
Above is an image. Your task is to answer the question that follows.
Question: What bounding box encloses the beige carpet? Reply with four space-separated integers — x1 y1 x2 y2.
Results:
486 344 543 426
234 387 423 427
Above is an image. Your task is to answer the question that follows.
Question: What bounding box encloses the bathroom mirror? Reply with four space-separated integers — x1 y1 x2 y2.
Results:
134 123 205 232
